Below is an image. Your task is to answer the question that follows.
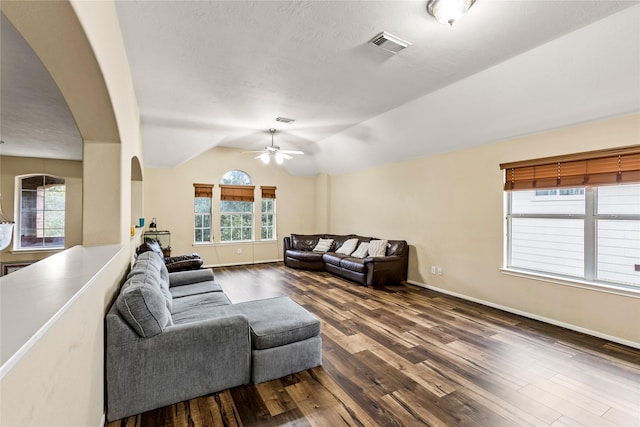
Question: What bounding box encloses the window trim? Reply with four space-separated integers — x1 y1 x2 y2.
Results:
500 267 640 299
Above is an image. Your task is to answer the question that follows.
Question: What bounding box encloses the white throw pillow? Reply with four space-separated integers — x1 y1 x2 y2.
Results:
351 242 370 259
368 239 388 257
313 238 334 252
335 238 358 255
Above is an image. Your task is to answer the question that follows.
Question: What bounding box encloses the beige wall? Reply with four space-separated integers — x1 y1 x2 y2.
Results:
0 156 83 265
328 113 640 346
144 146 318 266
1 1 143 426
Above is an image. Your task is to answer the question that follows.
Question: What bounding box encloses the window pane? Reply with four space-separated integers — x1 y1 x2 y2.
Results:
221 229 231 241
221 170 252 185
44 186 65 210
511 189 585 215
597 220 640 286
195 215 202 227
203 229 211 241
44 211 65 230
510 218 584 277
195 197 211 213
195 229 202 242
242 228 252 240
203 214 210 227
231 215 241 227
597 184 640 215
221 215 231 227
232 228 241 241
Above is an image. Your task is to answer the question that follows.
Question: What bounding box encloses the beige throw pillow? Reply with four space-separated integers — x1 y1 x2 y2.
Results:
335 238 358 255
368 239 388 257
351 242 370 258
313 238 334 252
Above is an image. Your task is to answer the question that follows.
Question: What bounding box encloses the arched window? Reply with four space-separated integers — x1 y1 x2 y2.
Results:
221 170 252 185
219 171 255 242
16 174 66 249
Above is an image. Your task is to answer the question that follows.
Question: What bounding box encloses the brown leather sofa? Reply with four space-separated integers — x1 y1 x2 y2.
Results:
136 240 203 273
283 234 408 288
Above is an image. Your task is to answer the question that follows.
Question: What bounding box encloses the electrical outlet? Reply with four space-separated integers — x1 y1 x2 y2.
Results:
437 267 442 276
237 248 242 254
431 266 436 274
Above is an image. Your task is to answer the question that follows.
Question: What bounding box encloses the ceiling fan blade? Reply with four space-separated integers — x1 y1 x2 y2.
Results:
280 153 293 160
279 150 304 155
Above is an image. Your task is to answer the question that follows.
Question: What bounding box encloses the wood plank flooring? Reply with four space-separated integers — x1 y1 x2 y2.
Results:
107 263 640 427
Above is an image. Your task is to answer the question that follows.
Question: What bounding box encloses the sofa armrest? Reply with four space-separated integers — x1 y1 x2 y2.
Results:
106 314 251 421
168 268 214 287
364 255 407 287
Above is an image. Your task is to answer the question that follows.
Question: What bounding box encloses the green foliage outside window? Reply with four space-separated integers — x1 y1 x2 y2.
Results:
194 197 212 243
220 200 253 242
261 199 275 240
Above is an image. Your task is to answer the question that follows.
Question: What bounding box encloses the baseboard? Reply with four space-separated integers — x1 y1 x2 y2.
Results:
407 280 640 350
204 258 283 268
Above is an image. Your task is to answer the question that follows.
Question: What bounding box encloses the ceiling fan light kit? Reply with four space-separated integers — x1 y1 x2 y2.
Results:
426 0 477 26
254 128 303 165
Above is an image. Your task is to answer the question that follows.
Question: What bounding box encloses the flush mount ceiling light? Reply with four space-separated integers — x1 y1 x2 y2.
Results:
250 129 304 165
426 0 476 26
368 32 412 54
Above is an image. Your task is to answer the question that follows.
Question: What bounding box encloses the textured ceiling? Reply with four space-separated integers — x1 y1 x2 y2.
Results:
1 1 639 176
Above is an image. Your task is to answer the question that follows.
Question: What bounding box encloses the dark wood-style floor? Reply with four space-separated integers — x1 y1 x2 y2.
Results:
107 262 640 427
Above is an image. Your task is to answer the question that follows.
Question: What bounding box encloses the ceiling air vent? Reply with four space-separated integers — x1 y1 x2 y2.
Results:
368 32 411 54
276 117 295 124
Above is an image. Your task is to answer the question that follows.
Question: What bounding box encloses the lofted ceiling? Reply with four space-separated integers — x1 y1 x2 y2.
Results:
1 1 639 176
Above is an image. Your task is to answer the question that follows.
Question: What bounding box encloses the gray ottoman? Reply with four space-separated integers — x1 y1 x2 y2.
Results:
228 297 322 383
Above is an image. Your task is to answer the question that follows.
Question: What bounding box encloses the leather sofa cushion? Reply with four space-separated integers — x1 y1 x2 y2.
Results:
322 253 348 266
286 250 325 262
340 258 366 273
291 234 323 251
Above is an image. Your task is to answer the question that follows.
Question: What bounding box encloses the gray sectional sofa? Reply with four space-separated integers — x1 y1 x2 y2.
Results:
105 251 322 421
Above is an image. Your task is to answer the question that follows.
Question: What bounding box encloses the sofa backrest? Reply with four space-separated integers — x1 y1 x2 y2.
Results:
289 234 408 258
290 234 324 251
387 240 408 257
116 251 173 338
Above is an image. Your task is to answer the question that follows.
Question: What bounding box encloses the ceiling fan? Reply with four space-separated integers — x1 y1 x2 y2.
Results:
249 128 304 165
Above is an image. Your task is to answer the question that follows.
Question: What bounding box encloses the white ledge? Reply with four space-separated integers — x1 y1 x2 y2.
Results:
0 244 122 378
500 268 640 299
